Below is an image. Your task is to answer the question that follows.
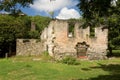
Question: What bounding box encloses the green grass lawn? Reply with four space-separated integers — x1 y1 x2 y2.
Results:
112 50 120 57
0 56 120 80
107 50 120 57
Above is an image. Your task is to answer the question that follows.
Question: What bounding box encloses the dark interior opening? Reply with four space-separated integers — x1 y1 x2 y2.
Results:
75 42 89 58
68 22 75 38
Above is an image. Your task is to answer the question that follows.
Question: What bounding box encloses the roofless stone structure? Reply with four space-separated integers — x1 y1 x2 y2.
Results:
17 20 108 60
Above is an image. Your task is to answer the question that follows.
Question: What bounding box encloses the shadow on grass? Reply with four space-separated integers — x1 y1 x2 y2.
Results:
75 64 120 80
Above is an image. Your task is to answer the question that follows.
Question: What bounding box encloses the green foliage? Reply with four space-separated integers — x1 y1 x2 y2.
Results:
28 31 40 39
0 15 31 56
68 19 82 37
61 56 79 65
107 50 120 57
90 27 95 37
78 0 112 19
0 0 33 15
0 16 21 39
112 50 120 56
78 0 120 55
111 36 120 49
68 22 75 36
0 15 31 40
108 0 120 51
0 15 51 56
31 16 51 34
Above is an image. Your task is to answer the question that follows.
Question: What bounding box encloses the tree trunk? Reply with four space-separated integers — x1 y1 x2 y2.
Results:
9 43 12 57
108 47 113 56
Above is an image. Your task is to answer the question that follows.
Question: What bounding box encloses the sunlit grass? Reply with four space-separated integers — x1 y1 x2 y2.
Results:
0 56 120 80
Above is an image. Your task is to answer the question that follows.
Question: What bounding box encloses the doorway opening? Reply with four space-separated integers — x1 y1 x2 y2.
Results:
75 42 89 58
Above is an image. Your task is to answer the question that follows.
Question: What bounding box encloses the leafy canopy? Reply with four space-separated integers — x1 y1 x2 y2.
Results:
0 0 34 14
78 0 112 27
78 0 120 53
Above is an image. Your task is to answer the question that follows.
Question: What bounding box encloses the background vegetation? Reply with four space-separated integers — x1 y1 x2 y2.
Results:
78 0 120 55
0 14 51 57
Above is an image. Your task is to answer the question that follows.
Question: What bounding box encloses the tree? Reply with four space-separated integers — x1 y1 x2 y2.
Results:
0 15 51 57
0 0 34 15
77 0 112 27
31 16 51 35
78 0 120 55
108 0 120 55
0 15 31 57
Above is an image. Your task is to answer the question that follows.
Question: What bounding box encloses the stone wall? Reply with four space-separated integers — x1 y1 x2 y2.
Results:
41 20 108 60
16 20 108 60
16 39 44 56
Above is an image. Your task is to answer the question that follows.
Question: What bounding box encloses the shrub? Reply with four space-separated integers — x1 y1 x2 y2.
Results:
61 56 79 65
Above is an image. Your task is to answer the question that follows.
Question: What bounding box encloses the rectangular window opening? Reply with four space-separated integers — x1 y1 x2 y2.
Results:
23 39 30 43
68 23 75 38
90 27 95 37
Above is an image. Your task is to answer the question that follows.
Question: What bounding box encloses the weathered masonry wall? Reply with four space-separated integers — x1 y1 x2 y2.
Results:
16 39 44 56
41 20 108 60
16 20 108 60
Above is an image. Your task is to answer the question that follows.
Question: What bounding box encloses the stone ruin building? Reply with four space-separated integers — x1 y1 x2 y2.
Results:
17 20 108 60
